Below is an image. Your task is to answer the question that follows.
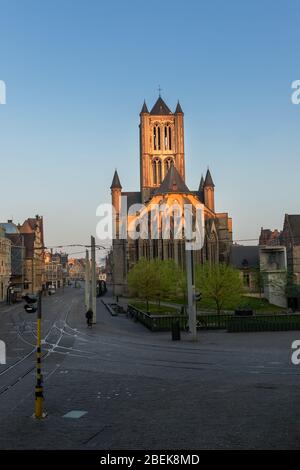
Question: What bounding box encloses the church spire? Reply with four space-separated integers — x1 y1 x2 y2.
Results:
140 100 149 114
204 168 215 187
198 175 205 202
203 168 215 212
198 174 204 192
110 170 122 190
175 100 183 114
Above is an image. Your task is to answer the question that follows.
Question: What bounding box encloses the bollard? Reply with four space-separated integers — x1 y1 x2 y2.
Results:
171 320 181 341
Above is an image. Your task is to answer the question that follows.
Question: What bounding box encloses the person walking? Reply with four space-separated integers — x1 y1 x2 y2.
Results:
85 308 93 328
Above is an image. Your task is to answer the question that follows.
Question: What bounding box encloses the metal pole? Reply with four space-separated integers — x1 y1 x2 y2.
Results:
32 258 34 294
35 291 44 418
21 235 24 293
85 249 90 309
185 242 197 341
91 236 97 324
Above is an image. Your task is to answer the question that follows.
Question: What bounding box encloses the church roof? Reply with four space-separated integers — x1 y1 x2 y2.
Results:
175 101 183 114
140 101 149 114
150 97 172 115
204 168 215 187
0 221 19 235
154 164 190 195
121 191 141 207
110 170 122 189
230 245 260 269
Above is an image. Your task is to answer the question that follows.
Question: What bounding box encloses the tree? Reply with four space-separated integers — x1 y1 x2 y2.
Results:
252 267 264 298
128 258 184 310
128 258 156 311
154 259 184 304
195 263 243 314
285 270 300 299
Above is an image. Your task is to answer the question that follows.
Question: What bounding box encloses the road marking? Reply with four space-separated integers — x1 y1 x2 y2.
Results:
63 410 87 419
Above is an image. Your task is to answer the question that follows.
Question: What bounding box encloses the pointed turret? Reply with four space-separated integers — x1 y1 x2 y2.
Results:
140 100 149 114
198 175 204 192
204 168 215 187
111 170 122 236
203 168 215 212
110 170 122 190
198 175 204 202
175 101 183 114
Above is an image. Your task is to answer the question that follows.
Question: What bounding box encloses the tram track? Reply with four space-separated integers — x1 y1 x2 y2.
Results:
0 293 76 396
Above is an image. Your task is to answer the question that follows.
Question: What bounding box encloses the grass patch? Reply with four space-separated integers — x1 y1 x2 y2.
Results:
130 296 286 314
130 301 179 315
197 295 286 312
143 294 286 313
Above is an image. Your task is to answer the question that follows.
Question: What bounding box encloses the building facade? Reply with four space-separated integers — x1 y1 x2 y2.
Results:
68 258 86 281
230 244 260 293
259 214 300 285
0 226 11 302
260 246 287 308
44 251 68 289
259 227 281 246
19 215 45 294
281 214 300 285
0 221 26 302
110 96 233 295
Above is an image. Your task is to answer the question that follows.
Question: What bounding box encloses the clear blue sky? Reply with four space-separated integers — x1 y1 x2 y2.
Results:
0 0 299 254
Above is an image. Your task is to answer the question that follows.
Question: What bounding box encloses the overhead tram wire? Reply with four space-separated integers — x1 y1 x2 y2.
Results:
8 235 300 249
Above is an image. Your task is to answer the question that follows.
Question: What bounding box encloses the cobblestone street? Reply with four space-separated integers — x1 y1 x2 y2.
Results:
0 288 299 449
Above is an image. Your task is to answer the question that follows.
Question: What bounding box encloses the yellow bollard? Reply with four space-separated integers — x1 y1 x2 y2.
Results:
34 292 45 419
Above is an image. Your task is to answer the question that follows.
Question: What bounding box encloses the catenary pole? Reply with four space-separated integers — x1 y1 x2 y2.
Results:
185 241 197 341
85 249 90 309
35 291 45 418
91 236 97 324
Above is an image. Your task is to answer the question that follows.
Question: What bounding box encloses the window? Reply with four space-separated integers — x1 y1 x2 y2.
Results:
164 157 174 175
164 124 172 150
164 126 168 149
243 272 250 287
169 126 172 150
152 158 162 185
153 125 161 150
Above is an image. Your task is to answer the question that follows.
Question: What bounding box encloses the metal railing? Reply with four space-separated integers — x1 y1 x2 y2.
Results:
127 304 300 333
228 314 300 332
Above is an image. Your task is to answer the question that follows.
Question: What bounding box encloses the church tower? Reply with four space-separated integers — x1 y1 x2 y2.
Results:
139 96 185 203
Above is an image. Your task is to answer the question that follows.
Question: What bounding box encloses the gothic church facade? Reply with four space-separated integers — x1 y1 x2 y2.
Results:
110 96 232 294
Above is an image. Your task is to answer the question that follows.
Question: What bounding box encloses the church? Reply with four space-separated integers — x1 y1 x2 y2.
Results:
110 95 233 295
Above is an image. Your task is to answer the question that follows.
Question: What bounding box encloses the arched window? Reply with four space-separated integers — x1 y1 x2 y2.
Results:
152 158 162 185
164 126 168 149
164 157 174 175
164 124 172 150
157 126 161 150
153 125 161 151
168 126 172 150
